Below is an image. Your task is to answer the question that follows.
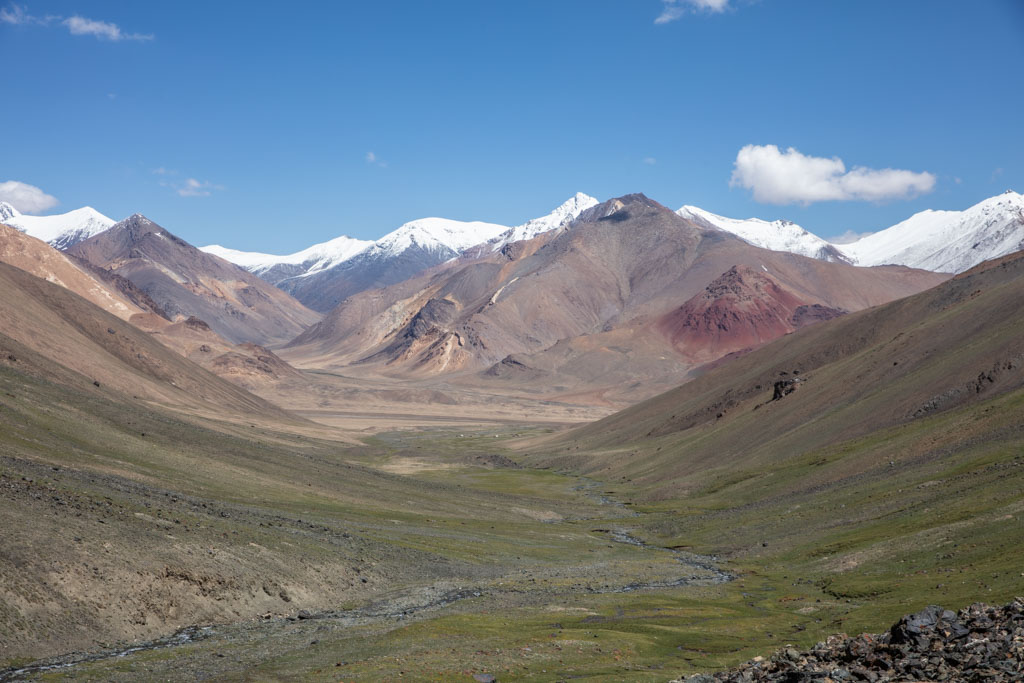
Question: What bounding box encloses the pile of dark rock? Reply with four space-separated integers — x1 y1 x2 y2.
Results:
677 599 1024 682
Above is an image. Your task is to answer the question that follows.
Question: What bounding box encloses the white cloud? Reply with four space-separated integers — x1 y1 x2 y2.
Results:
643 157 657 165
63 15 152 41
365 151 387 168
730 144 936 205
830 230 875 245
176 178 223 197
655 0 730 24
0 180 59 214
1 5 152 39
154 169 222 197
0 3 30 24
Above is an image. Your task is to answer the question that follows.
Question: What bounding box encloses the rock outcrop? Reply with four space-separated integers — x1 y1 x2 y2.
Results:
679 599 1024 682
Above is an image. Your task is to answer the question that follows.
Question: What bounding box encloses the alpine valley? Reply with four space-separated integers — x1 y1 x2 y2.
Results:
1 188 1023 682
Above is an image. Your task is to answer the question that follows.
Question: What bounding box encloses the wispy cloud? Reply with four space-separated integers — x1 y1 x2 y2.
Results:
0 3 36 24
154 170 223 197
63 15 152 41
655 0 731 24
176 178 223 197
365 151 387 168
830 229 875 245
0 180 59 214
643 157 658 165
1 4 152 40
730 144 936 205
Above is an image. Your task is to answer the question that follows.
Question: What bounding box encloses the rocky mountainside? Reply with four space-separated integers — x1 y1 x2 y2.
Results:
840 190 1024 273
658 265 846 362
68 214 320 345
0 201 115 250
285 194 945 404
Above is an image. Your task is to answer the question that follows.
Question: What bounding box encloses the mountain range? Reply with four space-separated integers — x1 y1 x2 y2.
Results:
284 194 946 404
198 189 1023 319
1 188 1019 404
7 190 1022 317
201 193 600 312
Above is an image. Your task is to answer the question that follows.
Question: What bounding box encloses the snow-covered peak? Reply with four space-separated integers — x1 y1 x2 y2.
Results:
837 191 1024 273
369 217 509 258
0 201 20 222
488 192 599 252
3 205 115 250
201 234 374 276
677 205 849 263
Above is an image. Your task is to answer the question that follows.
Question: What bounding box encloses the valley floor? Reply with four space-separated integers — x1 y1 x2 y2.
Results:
2 363 1023 681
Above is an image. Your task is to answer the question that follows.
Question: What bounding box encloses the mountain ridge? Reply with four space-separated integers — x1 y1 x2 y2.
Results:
68 214 320 345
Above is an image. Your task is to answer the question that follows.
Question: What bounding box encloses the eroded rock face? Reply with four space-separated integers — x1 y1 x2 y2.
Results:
677 598 1024 682
771 377 803 401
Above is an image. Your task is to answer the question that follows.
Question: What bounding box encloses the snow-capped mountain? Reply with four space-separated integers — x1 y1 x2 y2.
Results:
837 191 1024 273
276 216 511 312
209 195 598 312
201 234 374 285
486 192 599 252
0 202 115 250
676 205 849 263
367 216 509 259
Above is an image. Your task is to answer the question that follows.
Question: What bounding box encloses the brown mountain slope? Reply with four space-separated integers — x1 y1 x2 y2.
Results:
540 249 1024 488
285 194 946 404
68 214 320 345
146 316 302 389
0 222 162 322
509 252 1024 649
0 261 291 419
0 224 302 390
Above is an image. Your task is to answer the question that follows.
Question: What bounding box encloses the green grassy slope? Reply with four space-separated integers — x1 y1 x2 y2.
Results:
515 252 1024 650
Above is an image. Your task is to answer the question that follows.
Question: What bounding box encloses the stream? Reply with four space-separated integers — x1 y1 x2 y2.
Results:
2 487 731 680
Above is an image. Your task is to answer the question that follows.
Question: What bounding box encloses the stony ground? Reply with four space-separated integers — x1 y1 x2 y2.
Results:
678 598 1024 682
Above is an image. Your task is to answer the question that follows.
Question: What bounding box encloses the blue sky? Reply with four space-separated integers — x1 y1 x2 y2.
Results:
2 0 1022 251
